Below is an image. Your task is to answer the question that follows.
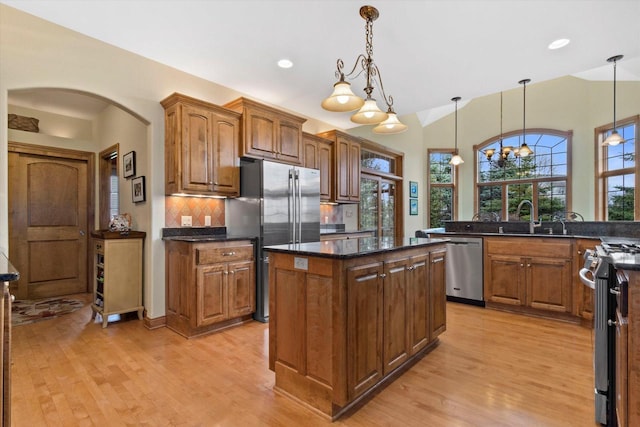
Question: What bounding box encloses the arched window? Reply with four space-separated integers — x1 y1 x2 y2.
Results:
474 129 572 221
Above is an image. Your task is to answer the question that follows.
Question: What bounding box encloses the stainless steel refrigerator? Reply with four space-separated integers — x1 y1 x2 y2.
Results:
226 158 321 322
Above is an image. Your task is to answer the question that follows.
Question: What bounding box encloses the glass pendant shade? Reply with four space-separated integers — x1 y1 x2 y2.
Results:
518 142 533 157
321 80 364 112
373 111 407 134
604 130 624 146
351 98 388 124
450 154 464 165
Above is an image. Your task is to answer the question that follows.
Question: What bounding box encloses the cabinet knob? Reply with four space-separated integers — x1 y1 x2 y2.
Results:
230 270 235 274
527 264 531 268
520 263 524 267
379 273 386 278
578 250 583 255
608 319 618 327
407 266 414 271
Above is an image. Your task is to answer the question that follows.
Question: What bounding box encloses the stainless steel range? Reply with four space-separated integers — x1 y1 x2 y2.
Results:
580 238 639 426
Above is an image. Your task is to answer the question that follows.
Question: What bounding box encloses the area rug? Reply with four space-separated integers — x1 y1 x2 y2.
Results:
12 297 85 326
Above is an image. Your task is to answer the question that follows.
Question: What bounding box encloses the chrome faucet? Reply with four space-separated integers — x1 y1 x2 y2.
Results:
516 200 541 234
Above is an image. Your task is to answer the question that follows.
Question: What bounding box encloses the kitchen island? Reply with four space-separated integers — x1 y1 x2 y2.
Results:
265 237 447 420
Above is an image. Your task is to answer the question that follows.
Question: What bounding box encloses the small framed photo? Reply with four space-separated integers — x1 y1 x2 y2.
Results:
123 151 136 179
132 176 146 203
410 198 418 215
409 181 418 198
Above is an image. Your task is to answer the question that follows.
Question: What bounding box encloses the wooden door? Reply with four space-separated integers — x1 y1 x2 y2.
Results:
9 144 92 299
244 108 277 159
485 254 525 306
318 140 332 201
277 119 302 165
196 264 227 326
212 113 240 196
382 257 409 375
347 262 383 399
429 249 447 339
335 136 351 202
348 140 361 201
526 256 572 313
228 260 255 317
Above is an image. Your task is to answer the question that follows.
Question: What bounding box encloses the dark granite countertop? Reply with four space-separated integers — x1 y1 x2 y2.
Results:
0 253 19 282
162 226 256 242
264 237 448 259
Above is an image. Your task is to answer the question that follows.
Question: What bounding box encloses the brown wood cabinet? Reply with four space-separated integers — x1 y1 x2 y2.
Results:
165 239 255 338
316 130 361 202
91 231 145 328
161 93 241 196
268 242 446 419
224 97 306 165
303 132 333 201
484 237 573 318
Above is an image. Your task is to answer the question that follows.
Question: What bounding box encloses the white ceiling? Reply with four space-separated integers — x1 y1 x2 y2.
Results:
3 0 640 129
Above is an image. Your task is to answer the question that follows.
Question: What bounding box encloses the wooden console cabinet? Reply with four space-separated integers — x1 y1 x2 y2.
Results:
165 239 255 338
484 236 573 318
224 97 306 165
91 231 145 328
616 269 640 426
161 93 241 197
267 240 446 419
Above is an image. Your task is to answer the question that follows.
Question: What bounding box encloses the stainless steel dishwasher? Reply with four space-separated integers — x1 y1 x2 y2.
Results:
445 236 484 305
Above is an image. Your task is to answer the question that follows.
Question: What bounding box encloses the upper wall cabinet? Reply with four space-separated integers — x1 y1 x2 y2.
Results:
316 130 361 203
303 132 333 201
161 93 241 196
224 97 306 166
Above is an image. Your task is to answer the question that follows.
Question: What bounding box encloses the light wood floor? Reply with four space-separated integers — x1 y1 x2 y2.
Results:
11 295 598 426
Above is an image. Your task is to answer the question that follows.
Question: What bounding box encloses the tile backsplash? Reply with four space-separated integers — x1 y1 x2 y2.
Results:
165 196 225 228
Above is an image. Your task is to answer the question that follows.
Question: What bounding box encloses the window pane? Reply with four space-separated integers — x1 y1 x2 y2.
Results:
507 183 534 220
359 177 378 231
478 185 503 219
429 152 453 183
606 173 635 220
362 150 394 174
538 181 566 220
380 181 395 238
429 187 453 228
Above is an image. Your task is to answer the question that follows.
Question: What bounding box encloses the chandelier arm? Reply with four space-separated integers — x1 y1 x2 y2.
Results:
370 63 394 108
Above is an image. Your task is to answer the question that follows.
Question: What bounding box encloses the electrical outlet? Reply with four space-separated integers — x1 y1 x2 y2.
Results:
204 215 212 226
181 216 192 227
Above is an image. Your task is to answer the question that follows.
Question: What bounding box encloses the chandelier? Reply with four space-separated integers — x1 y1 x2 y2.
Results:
484 92 519 167
603 54 625 146
321 5 407 134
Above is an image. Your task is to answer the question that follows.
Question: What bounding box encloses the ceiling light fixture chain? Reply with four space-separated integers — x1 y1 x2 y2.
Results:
484 91 519 167
518 78 533 157
321 5 406 134
603 54 625 146
449 96 464 166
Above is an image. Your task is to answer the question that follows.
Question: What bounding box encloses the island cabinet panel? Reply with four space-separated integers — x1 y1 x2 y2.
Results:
347 262 384 399
383 258 410 375
408 254 430 354
430 249 447 338
267 240 446 420
484 236 574 320
224 97 306 165
161 93 241 196
165 240 255 338
619 269 640 426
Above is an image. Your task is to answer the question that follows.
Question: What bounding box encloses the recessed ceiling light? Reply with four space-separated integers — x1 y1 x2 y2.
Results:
277 59 293 69
548 38 570 50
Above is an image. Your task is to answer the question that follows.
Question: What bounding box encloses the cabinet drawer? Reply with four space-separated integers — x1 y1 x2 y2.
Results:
196 245 253 264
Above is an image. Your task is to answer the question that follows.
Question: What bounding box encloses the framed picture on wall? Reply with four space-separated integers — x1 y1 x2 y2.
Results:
410 198 418 215
132 176 146 203
123 151 136 178
409 181 418 198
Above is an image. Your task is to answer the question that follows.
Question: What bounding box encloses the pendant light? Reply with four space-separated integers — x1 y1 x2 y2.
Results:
321 5 407 132
603 54 625 146
518 79 534 157
449 96 464 166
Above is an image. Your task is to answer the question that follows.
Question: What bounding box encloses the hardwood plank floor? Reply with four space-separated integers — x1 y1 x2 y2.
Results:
11 295 597 426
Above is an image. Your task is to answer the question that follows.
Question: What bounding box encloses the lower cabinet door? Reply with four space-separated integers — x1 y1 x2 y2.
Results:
409 254 429 354
383 258 410 375
196 264 228 326
228 260 255 317
347 262 383 399
430 250 447 339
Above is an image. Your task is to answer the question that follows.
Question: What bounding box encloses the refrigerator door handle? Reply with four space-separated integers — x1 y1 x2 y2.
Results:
296 169 302 243
289 170 295 244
